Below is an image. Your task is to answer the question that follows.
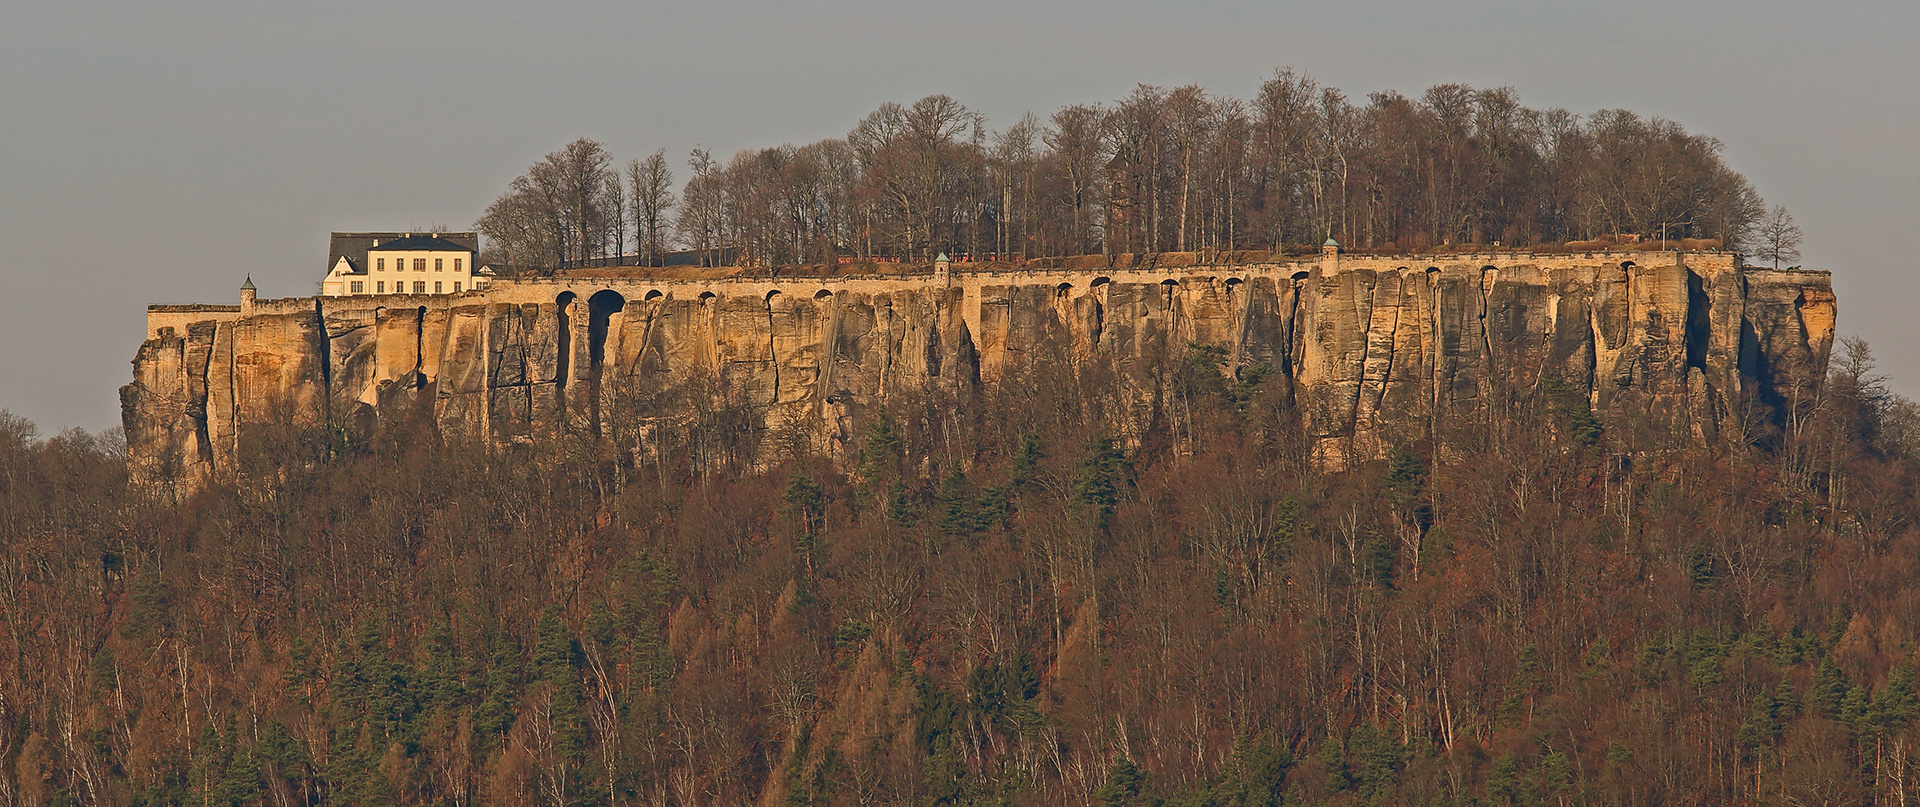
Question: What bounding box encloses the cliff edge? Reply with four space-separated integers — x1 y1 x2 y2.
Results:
122 251 1835 485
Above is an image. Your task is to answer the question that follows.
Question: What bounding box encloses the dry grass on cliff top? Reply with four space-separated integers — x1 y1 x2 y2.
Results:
557 242 1712 281
561 260 1016 280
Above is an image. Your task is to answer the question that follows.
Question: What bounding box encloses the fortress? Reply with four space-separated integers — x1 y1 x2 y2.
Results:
121 244 1836 485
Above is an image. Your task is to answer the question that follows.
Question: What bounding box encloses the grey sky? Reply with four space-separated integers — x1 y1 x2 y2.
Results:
4 0 1913 433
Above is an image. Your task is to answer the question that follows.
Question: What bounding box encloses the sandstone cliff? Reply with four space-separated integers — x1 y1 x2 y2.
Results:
122 252 1836 484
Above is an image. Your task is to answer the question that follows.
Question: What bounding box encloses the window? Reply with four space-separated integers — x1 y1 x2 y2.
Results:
376 281 385 293
454 258 463 273
434 281 443 293
414 281 425 294
376 258 384 271
350 281 364 294
435 258 443 272
453 282 461 293
414 258 426 271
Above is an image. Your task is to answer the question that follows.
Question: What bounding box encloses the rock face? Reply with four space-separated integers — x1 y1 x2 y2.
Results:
123 252 1836 484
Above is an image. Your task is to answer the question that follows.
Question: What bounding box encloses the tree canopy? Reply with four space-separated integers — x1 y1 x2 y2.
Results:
478 69 1777 275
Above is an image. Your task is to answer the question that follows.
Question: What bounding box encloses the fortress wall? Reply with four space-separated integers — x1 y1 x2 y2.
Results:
123 252 1832 483
146 306 239 340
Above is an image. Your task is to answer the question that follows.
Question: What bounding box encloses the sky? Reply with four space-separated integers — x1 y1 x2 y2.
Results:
3 0 1915 434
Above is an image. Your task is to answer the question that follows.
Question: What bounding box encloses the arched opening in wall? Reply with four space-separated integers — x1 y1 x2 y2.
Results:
586 290 625 440
1619 261 1637 271
1291 270 1310 281
765 289 782 303
1686 268 1710 371
588 290 625 365
555 291 576 394
698 291 716 305
814 289 833 300
644 289 663 301
1087 277 1113 336
1480 266 1499 292
1425 266 1441 287
1055 282 1073 296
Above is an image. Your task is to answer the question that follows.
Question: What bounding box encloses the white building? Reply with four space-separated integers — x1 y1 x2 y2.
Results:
321 233 490 296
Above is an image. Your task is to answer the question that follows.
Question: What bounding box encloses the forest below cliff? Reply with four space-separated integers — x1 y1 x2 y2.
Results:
6 332 1920 806
475 68 1797 275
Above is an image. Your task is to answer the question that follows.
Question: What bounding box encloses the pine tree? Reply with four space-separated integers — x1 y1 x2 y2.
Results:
535 607 584 756
1094 757 1144 807
1738 685 1786 755
1072 435 1126 525
472 632 523 751
916 674 968 807
935 468 973 537
1876 663 1920 734
1010 434 1044 494
1810 657 1850 719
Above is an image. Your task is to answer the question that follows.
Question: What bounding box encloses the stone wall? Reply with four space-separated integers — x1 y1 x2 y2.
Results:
123 251 1835 485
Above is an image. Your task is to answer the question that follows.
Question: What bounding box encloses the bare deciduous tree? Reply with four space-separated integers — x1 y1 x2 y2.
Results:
1045 104 1107 256
1754 203 1804 269
603 172 626 262
679 147 724 267
628 151 676 267
477 138 615 274
474 76 1774 270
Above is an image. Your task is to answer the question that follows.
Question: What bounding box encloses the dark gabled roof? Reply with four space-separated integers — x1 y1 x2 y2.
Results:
367 234 475 252
329 231 478 272
332 256 364 275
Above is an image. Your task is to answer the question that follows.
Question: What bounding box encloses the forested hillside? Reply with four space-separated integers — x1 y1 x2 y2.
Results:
6 332 1920 805
476 69 1790 275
